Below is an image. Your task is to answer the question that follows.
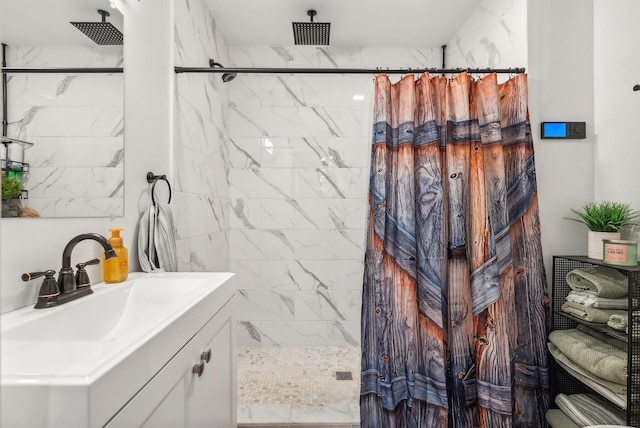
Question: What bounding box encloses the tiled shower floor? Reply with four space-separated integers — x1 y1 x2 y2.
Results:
237 345 360 427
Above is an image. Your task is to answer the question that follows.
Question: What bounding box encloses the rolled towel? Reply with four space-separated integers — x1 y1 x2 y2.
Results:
566 266 628 298
548 327 627 386
565 290 628 309
607 314 628 332
561 301 627 324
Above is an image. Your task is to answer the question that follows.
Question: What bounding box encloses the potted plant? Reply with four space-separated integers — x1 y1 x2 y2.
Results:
567 201 640 259
1 177 23 218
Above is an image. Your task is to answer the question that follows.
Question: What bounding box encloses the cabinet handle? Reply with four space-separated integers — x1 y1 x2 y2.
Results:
201 349 212 363
192 361 205 377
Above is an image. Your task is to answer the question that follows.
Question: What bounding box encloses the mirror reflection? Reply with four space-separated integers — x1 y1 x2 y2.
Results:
0 0 124 218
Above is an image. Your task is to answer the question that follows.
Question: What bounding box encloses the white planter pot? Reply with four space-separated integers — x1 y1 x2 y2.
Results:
587 231 621 259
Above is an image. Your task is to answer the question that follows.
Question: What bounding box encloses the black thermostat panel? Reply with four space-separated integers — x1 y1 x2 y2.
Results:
540 122 586 139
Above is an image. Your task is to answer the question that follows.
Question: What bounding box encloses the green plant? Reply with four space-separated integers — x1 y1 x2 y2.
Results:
567 201 640 232
1 177 23 199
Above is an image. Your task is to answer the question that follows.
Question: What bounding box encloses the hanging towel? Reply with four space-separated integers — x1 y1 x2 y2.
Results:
566 266 629 298
138 202 178 272
561 301 627 324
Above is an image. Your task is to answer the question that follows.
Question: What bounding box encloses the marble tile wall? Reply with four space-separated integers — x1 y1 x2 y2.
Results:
172 0 527 346
226 0 527 346
446 0 527 73
227 47 441 346
173 0 231 272
5 46 124 217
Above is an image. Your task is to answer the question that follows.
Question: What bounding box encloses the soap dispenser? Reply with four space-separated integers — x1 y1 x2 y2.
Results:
103 227 128 283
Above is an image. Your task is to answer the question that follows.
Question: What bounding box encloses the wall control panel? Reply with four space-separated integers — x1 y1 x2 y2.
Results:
540 122 587 140
540 122 586 139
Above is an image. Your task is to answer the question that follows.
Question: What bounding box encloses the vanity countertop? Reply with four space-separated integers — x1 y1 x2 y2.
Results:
1 271 236 427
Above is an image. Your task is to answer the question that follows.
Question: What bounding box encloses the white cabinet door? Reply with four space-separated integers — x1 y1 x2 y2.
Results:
140 382 185 428
105 296 236 428
186 315 235 428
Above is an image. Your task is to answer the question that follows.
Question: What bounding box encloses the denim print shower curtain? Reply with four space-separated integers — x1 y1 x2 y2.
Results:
361 72 550 427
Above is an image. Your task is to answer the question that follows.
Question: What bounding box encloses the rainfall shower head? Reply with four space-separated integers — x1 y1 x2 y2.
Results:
209 59 237 83
71 9 123 46
292 10 330 46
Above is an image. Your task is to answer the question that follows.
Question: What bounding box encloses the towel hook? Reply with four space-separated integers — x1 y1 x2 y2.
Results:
146 171 172 205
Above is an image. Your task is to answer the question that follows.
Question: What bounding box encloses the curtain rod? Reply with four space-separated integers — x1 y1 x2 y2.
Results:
174 66 525 75
1 67 123 73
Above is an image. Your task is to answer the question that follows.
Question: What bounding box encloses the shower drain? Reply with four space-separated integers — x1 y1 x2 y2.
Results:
336 371 353 380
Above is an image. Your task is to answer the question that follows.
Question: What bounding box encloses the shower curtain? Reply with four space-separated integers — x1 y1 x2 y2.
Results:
360 72 550 427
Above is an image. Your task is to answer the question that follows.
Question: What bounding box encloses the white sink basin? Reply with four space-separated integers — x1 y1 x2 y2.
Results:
1 271 236 428
2 276 211 342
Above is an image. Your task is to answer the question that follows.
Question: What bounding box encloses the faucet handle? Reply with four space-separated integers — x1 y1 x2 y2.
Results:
75 258 100 288
22 269 56 282
76 258 100 270
22 269 60 309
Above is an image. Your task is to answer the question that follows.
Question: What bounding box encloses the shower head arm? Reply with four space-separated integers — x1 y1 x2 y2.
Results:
97 9 110 22
307 10 317 23
209 59 224 69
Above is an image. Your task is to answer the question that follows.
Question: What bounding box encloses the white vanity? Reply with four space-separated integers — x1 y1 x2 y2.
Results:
1 272 237 428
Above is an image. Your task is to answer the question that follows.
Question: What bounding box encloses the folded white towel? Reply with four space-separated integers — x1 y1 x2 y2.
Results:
555 393 627 426
566 291 628 309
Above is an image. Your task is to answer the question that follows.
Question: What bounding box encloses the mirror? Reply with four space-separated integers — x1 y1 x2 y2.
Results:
0 0 124 218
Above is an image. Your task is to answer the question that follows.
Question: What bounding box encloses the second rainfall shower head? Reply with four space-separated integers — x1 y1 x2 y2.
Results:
292 10 330 46
70 9 123 46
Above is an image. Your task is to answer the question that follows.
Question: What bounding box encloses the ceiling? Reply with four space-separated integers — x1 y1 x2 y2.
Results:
0 0 124 46
204 0 483 47
0 0 481 48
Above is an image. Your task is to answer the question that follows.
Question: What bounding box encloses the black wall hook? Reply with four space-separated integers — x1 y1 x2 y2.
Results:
146 171 172 205
634 84 640 92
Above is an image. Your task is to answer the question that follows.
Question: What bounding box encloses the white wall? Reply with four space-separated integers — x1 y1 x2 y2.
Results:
0 0 174 313
173 0 231 272
593 0 640 208
527 0 595 275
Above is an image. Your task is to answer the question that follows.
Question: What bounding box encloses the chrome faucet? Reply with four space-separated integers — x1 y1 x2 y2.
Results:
57 233 117 303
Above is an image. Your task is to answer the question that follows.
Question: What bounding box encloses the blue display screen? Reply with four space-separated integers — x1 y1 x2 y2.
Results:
542 122 567 138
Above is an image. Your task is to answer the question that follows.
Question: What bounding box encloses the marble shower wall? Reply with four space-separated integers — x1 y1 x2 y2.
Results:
228 47 442 346
173 0 231 272
170 0 527 346
446 0 527 72
5 46 124 218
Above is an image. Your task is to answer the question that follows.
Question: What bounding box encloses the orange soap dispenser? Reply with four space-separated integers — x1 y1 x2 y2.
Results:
104 227 129 283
